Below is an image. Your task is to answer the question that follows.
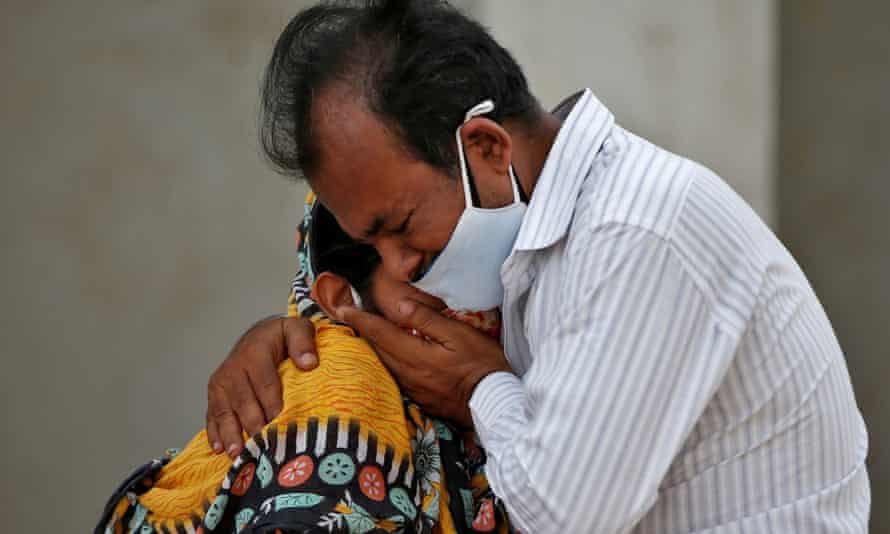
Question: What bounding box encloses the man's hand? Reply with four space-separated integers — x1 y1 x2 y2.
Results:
337 300 512 428
206 315 318 457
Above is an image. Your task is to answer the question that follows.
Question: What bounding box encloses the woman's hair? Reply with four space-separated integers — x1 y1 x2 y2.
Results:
260 0 539 180
310 203 381 296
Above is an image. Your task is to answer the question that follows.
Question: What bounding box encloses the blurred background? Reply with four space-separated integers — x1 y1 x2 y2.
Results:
1 1 886 531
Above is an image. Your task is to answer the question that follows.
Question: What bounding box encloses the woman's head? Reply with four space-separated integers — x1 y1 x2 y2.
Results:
308 200 446 326
311 263 447 327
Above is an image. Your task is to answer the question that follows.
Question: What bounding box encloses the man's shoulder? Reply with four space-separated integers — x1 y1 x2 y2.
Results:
571 126 700 242
563 129 784 335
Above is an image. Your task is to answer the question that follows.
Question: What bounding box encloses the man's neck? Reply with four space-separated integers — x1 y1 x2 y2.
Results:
504 95 579 201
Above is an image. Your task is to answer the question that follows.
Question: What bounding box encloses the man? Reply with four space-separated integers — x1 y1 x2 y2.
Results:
206 1 870 532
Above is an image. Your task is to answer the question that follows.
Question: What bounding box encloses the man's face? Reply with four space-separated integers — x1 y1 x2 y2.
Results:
309 91 465 284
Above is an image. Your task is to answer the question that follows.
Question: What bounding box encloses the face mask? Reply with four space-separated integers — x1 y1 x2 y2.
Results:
348 284 364 311
411 100 527 311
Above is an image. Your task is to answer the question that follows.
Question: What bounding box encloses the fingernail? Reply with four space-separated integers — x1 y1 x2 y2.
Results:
398 300 415 316
227 443 240 458
212 441 223 454
297 352 318 368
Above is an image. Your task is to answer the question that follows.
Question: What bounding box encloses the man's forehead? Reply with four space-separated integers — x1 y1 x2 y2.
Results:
312 85 398 158
308 87 433 239
314 182 401 240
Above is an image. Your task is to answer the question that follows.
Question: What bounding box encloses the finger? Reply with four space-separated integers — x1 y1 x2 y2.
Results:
246 356 283 422
226 369 269 437
208 384 245 457
393 298 469 346
368 343 413 382
337 305 424 365
220 414 245 458
206 406 223 454
284 317 319 370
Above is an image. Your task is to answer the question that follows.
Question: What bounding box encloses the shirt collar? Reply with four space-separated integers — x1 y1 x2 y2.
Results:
513 89 615 252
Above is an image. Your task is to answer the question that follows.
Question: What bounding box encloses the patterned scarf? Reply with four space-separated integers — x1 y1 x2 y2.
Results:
96 192 511 534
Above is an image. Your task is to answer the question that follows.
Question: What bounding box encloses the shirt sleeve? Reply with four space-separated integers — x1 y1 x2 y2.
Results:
470 224 736 533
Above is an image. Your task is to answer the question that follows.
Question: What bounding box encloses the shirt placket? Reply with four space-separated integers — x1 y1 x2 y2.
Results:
500 251 536 375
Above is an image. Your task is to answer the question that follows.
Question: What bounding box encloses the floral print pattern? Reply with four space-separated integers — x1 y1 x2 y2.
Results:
231 463 256 497
278 454 314 488
97 191 514 534
98 409 513 534
412 425 442 495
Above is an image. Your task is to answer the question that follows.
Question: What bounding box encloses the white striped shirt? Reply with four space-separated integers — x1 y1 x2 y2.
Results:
469 89 870 533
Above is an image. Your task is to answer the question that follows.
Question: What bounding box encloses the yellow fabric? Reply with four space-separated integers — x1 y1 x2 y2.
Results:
103 186 508 533
137 321 413 529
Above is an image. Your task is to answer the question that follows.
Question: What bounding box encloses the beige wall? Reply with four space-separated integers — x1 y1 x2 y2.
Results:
1 2 310 530
478 0 777 224
2 1 786 532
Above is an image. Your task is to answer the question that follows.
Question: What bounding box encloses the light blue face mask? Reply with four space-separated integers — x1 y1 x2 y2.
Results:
348 285 364 311
411 100 527 311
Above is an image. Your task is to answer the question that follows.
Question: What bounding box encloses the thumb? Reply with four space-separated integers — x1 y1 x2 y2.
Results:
283 316 318 370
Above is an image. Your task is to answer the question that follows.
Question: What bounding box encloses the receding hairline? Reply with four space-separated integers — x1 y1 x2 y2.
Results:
304 80 449 182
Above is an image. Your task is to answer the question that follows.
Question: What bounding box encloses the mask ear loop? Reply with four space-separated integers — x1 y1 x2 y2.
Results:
457 99 524 206
507 165 522 203
456 100 496 209
348 285 364 310
464 100 496 123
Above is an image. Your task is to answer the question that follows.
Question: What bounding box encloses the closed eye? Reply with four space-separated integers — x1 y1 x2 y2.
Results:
394 210 414 234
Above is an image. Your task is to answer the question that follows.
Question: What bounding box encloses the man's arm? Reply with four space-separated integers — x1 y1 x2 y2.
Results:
341 224 735 533
469 225 734 533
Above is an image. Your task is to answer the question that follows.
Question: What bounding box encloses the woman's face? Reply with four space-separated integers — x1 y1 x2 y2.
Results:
364 265 447 325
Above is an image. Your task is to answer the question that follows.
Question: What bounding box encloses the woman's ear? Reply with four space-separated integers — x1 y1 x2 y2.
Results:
310 272 357 318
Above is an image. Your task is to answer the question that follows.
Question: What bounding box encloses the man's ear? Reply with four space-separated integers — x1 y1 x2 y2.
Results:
460 117 513 173
310 272 357 318
459 117 514 207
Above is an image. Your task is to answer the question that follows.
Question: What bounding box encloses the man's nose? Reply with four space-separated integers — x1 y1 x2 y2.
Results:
375 237 424 282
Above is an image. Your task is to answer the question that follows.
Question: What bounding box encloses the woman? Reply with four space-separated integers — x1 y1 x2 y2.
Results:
95 192 510 534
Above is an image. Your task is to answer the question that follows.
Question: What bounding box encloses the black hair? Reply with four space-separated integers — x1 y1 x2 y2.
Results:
310 203 381 296
260 0 540 179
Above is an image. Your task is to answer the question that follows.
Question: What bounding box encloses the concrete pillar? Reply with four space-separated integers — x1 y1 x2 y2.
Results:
780 2 890 531
1 2 310 531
